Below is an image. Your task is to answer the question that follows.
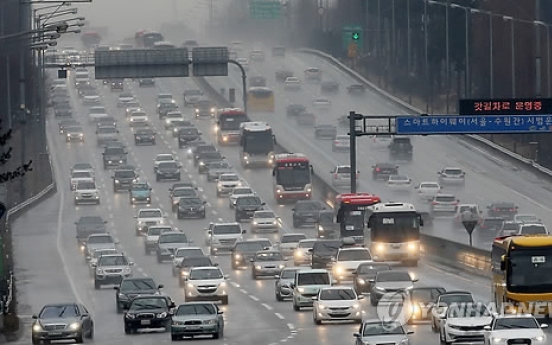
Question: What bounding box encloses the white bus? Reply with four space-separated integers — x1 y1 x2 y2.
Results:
239 122 274 168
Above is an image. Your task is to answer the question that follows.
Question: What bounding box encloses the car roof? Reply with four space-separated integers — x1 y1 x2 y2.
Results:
435 193 455 198
297 269 328 274
437 291 472 297
177 246 203 251
122 276 155 282
43 303 79 308
254 250 280 255
88 233 111 237
138 208 163 212
320 286 354 291
213 222 240 226
245 237 271 242
443 167 463 170
282 232 306 237
190 266 219 271
375 162 396 167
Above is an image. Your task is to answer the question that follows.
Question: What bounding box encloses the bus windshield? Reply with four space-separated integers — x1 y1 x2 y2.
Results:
242 130 273 154
369 212 420 243
249 88 273 98
275 164 310 187
507 246 552 293
219 114 249 130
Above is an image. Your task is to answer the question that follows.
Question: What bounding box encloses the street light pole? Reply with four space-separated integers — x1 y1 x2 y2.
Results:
464 7 470 98
445 0 450 114
535 21 550 98
535 0 542 97
406 0 411 72
504 16 515 97
489 12 494 98
424 0 429 113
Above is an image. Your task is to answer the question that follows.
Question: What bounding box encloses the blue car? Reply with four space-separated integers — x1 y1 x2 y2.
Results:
130 181 151 205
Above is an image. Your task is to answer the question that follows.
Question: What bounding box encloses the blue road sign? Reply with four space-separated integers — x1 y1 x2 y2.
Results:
395 115 552 135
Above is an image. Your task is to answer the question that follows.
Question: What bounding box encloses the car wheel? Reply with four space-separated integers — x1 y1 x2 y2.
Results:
276 292 283 302
221 296 229 305
124 324 132 334
88 325 94 339
94 280 101 290
164 320 171 332
293 304 300 311
116 302 123 313
201 212 206 219
156 176 160 182
313 314 321 325
171 334 179 341
157 255 162 263
252 272 257 280
75 332 84 343
370 296 377 306
32 336 39 345
431 319 439 333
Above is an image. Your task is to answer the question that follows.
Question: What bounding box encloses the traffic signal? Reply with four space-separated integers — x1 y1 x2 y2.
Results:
352 32 360 41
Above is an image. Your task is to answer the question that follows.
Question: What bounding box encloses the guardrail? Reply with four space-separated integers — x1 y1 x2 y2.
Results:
194 75 492 277
296 48 552 180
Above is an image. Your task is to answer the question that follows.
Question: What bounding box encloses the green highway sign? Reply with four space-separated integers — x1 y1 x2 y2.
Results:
342 25 363 52
250 1 281 19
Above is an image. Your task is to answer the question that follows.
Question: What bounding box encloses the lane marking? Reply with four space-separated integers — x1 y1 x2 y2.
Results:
217 217 223 222
230 282 240 288
287 323 295 330
274 313 285 320
249 295 260 301
239 288 248 294
261 303 273 310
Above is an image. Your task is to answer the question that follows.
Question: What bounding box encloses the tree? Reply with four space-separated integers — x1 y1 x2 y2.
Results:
0 120 32 184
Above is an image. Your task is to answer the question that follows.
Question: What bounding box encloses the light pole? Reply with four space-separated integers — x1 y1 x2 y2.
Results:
535 21 551 97
503 16 515 97
423 0 429 113
445 0 450 113
451 4 469 98
535 0 542 97
406 0 411 72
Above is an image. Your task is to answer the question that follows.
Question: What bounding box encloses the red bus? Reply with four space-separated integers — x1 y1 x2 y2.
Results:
272 153 312 203
216 108 250 145
81 31 101 48
336 193 381 242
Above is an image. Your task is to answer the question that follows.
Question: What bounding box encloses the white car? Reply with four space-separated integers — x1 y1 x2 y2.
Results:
125 106 142 117
88 106 109 122
251 210 279 233
438 167 466 185
82 93 100 105
71 163 94 176
70 170 94 191
313 287 363 324
331 165 358 187
235 58 249 71
484 314 548 345
74 181 100 205
249 49 265 61
371 134 394 148
117 92 136 107
228 186 255 208
277 233 307 258
514 213 541 224
128 110 149 127
184 267 229 305
387 174 412 192
332 247 373 283
293 239 316 266
216 173 241 197
134 208 166 236
171 247 206 276
332 135 350 152
440 304 492 344
415 181 441 201
157 93 174 103
144 225 173 255
312 98 331 110
354 320 413 345
87 248 119 277
153 153 177 172
164 111 185 129
284 77 301 90
518 223 549 235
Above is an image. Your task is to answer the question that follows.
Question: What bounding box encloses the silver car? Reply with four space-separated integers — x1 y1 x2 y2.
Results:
92 254 134 289
250 250 286 279
430 194 459 216
31 303 94 344
353 320 413 345
88 248 119 276
157 231 191 263
275 267 304 301
84 233 117 258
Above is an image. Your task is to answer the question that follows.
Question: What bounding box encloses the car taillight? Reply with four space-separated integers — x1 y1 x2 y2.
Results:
510 208 515 211
333 174 338 178
453 202 459 205
493 208 498 212
432 202 437 205
376 168 381 172
356 173 359 179
334 141 339 145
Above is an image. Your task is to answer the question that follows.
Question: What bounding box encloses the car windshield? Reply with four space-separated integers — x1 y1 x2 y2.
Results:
482 218 504 227
297 272 330 285
156 155 174 162
176 249 204 258
516 215 539 222
338 249 372 261
182 257 212 267
78 216 103 224
298 240 316 249
131 112 147 117
72 171 91 178
494 317 539 330
98 256 128 266
295 202 323 211
176 304 216 316
148 227 170 236
448 305 490 318
66 127 83 133
235 242 264 252
389 175 409 181
136 129 153 135
362 322 404 336
439 294 474 305
179 198 202 205
77 182 96 189
376 271 412 282
159 162 178 169
93 249 117 258
233 188 253 196
319 289 356 300
173 189 196 197
281 235 306 243
421 183 440 189
98 127 116 134
132 183 149 191
90 107 106 114
213 225 241 235
160 233 187 243
39 305 79 319
131 298 167 310
180 128 199 135
120 279 156 291
119 93 133 99
73 163 91 170
185 90 203 96
435 195 456 202
444 169 463 175
220 175 238 181
189 269 223 280
115 170 135 178
281 269 299 279
200 152 223 160
255 252 283 261
88 235 113 244
139 210 162 218
255 211 275 218
357 264 391 275
236 197 262 206
459 206 478 213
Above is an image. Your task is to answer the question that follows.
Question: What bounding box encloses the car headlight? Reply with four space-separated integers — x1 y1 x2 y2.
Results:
407 242 418 251
279 264 285 268
318 304 326 310
204 319 217 325
125 313 135 319
276 189 282 193
157 312 167 318
118 293 128 300
159 219 165 224
351 303 360 309
376 243 385 252
399 339 409 345
297 287 305 293
187 148 193 154
123 267 132 274
490 338 504 344
69 322 80 330
96 268 103 274
533 336 545 342
32 323 43 332
181 270 189 277
273 220 277 225
334 266 344 274
66 134 70 138
187 283 194 289
211 108 216 112
357 278 365 285
138 220 143 225
114 179 120 183
220 282 226 287
306 187 312 192
195 109 199 113
253 221 258 225
255 265 262 270
166 119 171 124
234 254 242 259
199 162 205 166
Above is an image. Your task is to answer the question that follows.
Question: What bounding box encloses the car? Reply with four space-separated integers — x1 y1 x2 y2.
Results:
438 167 466 185
370 134 394 148
215 173 241 197
157 93 174 103
87 248 119 276
440 304 492 344
157 100 179 119
353 320 412 345
453 204 482 226
92 254 134 289
84 233 117 257
230 240 268 269
249 49 265 61
235 195 265 222
59 119 80 134
70 170 94 191
153 153 177 172
128 110 149 127
177 197 207 219
320 80 339 93
114 277 163 313
284 77 301 90
110 79 124 91
174 253 213 280
97 116 118 129
197 152 225 173
171 120 195 138
369 271 418 306
117 92 136 107
387 174 412 192
31 303 94 345
292 269 332 310
304 67 322 82
415 181 442 201
331 165 358 187
352 262 392 295
157 231 191 263
332 134 350 152
235 57 249 70
314 124 337 140
144 225 172 255
112 165 138 192
75 215 107 244
484 314 548 345
430 193 459 216
194 98 217 117
275 69 293 82
54 102 72 117
405 286 446 323
293 239 316 266
74 181 100 205
129 181 151 205
277 233 307 258
164 111 185 130
430 291 475 333
228 186 255 208
513 213 541 224
96 125 119 147
372 162 399 180
332 247 373 283
312 97 331 110
292 200 326 227
313 287 363 324
347 84 365 94
156 161 182 182
205 222 246 255
88 106 109 122
286 103 306 117
194 144 217 165
296 112 316 126
170 187 198 211
65 126 85 142
102 145 127 169
274 267 303 301
251 210 279 233
183 89 204 107
496 221 520 237
169 181 195 192
183 267 229 304
315 211 339 239
206 161 233 182
487 202 518 219
134 208 166 236
519 223 549 235
134 128 156 145
389 136 413 161
272 46 285 57
138 78 155 86
177 127 202 148
171 302 224 340
250 250 286 279
123 296 174 334
125 106 142 117
249 75 266 87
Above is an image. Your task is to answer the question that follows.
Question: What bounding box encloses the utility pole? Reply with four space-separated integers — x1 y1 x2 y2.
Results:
535 0 542 97
348 111 359 193
19 1 27 201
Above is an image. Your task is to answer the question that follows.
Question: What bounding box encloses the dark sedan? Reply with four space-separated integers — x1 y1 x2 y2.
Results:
406 286 446 323
286 104 306 117
177 197 207 219
124 296 175 334
487 202 518 220
353 262 392 294
320 81 339 93
115 277 163 313
134 128 156 145
156 161 182 182
314 124 337 140
31 303 94 344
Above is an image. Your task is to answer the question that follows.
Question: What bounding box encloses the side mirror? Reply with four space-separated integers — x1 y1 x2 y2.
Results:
353 332 360 338
369 279 375 283
242 230 247 234
249 258 254 262
170 302 176 308
214 263 219 266
113 287 120 292
541 324 548 329
289 283 295 289
86 256 91 260
217 310 223 314
158 284 164 289
91 263 97 268
261 202 266 206
486 205 491 209
357 295 364 300
224 275 229 279
413 278 419 282
170 254 174 258
307 248 313 253
274 275 280 279
129 262 135 266
311 296 318 301
32 314 38 319
407 330 414 334
437 171 442 174
331 279 338 285
483 325 491 331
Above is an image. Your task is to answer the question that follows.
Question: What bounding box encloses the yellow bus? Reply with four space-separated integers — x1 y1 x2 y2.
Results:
491 235 552 315
247 87 275 113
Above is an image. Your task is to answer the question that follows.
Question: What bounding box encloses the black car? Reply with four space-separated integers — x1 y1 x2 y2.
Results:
372 162 399 180
178 127 202 148
286 104 306 117
97 116 118 129
316 210 339 239
156 161 182 181
388 136 413 161
111 79 124 91
310 239 342 269
275 69 293 82
320 81 339 93
314 124 337 140
347 84 365 94
124 296 175 334
235 196 265 222
352 262 392 294
296 112 316 126
407 286 446 323
75 216 107 244
134 128 156 145
249 76 267 87
292 200 326 227
178 256 216 287
112 165 138 192
197 152 224 173
31 303 94 345
177 197 207 219
115 277 164 313
230 241 266 269
54 102 72 117
194 99 217 117
157 101 179 119
139 78 155 87
102 146 127 169
169 181 196 192
194 145 217 166
477 216 505 232
487 202 518 219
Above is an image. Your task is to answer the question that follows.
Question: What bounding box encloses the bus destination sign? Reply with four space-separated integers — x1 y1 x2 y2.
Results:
276 161 308 169
458 98 552 115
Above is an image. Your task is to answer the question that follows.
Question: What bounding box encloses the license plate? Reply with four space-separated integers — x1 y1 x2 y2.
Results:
48 332 62 336
186 326 200 330
140 320 151 325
